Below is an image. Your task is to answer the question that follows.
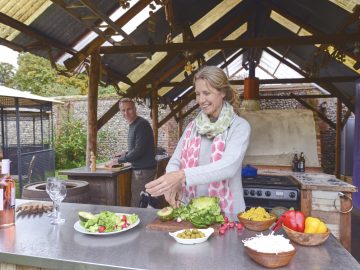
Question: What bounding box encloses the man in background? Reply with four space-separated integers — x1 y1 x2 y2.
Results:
107 98 157 207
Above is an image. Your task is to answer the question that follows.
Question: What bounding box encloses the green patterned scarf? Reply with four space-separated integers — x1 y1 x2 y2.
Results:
195 101 235 139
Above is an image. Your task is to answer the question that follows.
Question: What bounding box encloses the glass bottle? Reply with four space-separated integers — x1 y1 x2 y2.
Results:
298 152 306 173
0 159 15 228
292 153 299 172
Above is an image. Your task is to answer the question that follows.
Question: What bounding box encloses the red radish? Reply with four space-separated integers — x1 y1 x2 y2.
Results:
121 215 127 222
236 222 244 231
98 226 106 233
229 221 235 229
220 224 228 231
219 228 226 235
223 216 229 223
121 223 127 229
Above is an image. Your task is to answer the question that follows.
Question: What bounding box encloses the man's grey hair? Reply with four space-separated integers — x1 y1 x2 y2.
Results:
119 97 134 104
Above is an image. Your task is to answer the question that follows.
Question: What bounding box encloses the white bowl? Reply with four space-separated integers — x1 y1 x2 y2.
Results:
169 227 214 245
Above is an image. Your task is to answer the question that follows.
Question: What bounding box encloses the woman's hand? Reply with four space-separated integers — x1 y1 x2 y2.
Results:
164 184 183 208
145 170 185 197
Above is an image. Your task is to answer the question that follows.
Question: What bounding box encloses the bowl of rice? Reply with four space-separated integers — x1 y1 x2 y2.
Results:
243 234 296 268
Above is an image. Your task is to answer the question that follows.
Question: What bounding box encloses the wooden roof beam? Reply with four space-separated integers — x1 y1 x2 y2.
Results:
50 0 118 46
0 12 76 55
161 76 358 87
290 93 336 129
0 37 26 52
100 33 360 54
64 0 152 71
262 1 360 66
264 48 355 112
159 92 195 128
79 0 136 44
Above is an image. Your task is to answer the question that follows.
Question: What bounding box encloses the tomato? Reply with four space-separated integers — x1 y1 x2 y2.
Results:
98 226 106 233
121 215 127 222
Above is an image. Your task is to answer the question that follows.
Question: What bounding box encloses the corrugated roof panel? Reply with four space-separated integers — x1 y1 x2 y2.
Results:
0 0 51 40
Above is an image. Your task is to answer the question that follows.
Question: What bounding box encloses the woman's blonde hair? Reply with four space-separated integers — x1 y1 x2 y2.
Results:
193 66 240 115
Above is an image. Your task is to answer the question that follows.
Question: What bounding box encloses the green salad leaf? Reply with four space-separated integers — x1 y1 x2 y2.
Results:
79 211 139 233
173 196 224 228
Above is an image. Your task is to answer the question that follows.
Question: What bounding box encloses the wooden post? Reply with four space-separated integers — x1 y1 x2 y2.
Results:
335 98 341 178
151 87 158 148
340 192 352 251
86 50 100 167
178 108 183 139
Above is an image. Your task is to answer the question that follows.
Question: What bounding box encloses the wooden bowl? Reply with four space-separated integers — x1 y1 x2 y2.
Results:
245 246 296 268
282 225 330 246
237 213 277 232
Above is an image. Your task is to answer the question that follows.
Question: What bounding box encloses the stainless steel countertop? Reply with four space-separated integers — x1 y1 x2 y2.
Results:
0 200 359 270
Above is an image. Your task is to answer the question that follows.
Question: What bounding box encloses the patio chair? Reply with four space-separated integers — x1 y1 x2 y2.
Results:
22 155 36 184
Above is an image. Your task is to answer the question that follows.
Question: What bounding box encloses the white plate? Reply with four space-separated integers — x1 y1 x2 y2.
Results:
169 228 214 245
74 213 140 235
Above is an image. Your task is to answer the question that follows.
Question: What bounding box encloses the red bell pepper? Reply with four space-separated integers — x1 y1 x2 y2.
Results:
272 209 305 233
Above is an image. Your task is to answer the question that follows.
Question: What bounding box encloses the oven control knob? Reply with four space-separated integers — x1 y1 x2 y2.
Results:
250 190 255 196
244 190 249 196
289 192 296 198
265 191 271 197
256 190 262 196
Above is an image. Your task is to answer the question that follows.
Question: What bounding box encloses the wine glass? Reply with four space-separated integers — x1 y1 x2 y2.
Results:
46 177 57 218
48 180 67 225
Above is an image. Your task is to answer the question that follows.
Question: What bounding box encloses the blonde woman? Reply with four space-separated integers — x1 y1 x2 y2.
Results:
146 66 251 214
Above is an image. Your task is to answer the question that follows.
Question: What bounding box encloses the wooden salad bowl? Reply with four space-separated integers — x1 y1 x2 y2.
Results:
245 246 296 268
237 213 277 232
282 225 330 246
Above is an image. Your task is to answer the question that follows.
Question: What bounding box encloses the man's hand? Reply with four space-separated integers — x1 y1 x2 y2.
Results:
145 170 185 197
105 158 118 168
114 150 127 159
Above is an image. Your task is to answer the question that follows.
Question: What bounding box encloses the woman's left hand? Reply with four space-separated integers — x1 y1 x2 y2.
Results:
145 170 185 197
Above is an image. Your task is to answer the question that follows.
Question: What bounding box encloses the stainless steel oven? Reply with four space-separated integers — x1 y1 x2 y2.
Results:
242 175 301 211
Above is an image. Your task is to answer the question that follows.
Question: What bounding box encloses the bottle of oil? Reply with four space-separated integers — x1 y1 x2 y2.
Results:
0 159 15 228
298 152 306 173
292 153 299 172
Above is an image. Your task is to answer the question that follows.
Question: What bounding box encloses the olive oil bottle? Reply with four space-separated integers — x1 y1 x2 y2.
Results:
0 159 15 228
298 152 306 173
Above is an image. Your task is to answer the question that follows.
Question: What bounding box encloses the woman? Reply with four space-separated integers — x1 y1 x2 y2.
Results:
145 66 251 214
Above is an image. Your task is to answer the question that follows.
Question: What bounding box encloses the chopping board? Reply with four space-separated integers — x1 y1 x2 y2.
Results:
146 218 221 234
96 162 131 171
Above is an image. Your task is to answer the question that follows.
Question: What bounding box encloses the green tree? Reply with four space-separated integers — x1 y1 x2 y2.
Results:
0 62 15 86
55 114 87 169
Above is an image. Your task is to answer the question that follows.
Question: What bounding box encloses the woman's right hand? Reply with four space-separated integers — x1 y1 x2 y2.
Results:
164 184 183 208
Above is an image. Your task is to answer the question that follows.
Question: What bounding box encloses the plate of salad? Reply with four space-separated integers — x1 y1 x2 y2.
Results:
74 211 140 235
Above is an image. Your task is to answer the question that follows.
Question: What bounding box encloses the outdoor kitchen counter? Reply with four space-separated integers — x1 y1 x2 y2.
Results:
58 155 170 207
59 164 132 206
0 200 359 270
258 169 357 251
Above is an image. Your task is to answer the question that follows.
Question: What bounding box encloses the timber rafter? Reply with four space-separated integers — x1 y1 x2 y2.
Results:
99 33 360 54
265 48 355 113
290 93 336 129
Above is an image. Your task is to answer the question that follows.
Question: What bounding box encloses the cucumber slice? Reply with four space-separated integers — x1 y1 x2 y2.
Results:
78 211 96 222
157 207 174 221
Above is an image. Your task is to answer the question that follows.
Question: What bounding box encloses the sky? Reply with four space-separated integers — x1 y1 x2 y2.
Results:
0 45 19 68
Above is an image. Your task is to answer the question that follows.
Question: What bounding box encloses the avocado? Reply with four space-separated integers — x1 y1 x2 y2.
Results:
157 207 174 221
78 211 96 222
